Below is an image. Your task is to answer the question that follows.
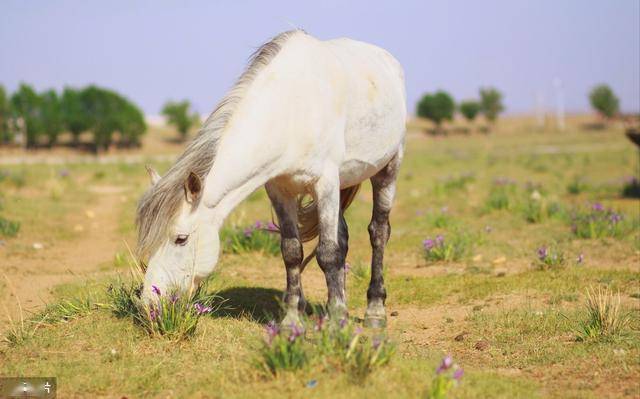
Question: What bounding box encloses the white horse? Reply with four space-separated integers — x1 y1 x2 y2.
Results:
137 30 406 327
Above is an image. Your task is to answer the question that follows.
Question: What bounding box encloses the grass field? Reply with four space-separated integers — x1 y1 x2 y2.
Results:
0 116 639 398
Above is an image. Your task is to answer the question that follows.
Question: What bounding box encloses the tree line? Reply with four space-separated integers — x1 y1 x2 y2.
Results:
417 87 504 133
0 83 146 151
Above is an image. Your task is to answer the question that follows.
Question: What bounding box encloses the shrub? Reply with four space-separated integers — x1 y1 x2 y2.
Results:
0 216 20 237
220 221 280 255
577 286 628 341
416 91 455 132
589 84 619 119
427 355 464 399
423 233 471 262
479 87 504 124
162 100 200 140
571 203 629 239
459 100 481 123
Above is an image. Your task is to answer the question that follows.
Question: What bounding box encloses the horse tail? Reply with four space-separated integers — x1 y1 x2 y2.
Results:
298 183 361 272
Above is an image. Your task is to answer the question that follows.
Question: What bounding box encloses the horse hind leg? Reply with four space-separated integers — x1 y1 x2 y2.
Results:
365 151 402 328
266 183 306 327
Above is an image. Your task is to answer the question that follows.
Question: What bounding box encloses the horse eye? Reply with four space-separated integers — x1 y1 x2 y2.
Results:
174 234 189 246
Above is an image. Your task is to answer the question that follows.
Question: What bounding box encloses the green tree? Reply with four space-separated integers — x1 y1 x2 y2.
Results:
10 83 43 148
61 87 90 145
416 91 455 133
40 89 63 147
162 100 199 140
459 100 481 123
0 85 12 144
479 87 504 124
589 84 619 119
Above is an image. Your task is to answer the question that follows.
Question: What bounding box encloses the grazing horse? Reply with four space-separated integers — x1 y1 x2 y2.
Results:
136 30 406 328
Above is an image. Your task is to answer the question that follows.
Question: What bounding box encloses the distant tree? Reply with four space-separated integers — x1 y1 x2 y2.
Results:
459 100 481 123
589 84 619 119
60 87 90 145
0 85 12 144
10 83 43 148
79 86 147 151
40 89 63 147
479 87 504 124
416 91 455 133
162 100 199 140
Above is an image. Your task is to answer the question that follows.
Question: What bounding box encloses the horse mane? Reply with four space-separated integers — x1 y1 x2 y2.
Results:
135 29 303 257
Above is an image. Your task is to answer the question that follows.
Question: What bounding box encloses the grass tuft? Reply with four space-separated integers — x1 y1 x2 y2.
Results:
221 221 280 255
577 286 629 341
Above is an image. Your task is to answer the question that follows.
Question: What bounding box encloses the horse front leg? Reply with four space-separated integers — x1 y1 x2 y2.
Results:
314 169 349 320
266 183 305 327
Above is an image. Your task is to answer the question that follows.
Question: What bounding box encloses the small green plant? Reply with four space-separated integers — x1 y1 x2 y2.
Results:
427 207 454 228
0 216 20 237
258 322 308 374
423 233 471 262
221 221 280 255
40 296 96 324
427 355 464 399
521 190 544 223
577 286 628 341
567 176 589 195
344 334 395 383
484 179 516 211
535 246 566 270
571 203 629 239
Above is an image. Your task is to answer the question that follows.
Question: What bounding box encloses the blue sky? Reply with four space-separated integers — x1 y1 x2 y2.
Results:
1 1 638 115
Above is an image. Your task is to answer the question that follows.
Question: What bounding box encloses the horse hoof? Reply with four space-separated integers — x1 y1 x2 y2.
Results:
364 316 387 329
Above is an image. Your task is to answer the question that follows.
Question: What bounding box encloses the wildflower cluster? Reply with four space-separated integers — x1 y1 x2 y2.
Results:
427 355 464 399
257 316 395 382
423 233 469 262
571 203 628 239
220 220 280 255
535 246 566 269
107 280 217 341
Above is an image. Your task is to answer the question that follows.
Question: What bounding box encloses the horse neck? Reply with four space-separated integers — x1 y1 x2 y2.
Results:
201 124 282 227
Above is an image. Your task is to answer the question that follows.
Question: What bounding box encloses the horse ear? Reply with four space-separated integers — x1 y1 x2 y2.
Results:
185 172 202 203
145 165 161 186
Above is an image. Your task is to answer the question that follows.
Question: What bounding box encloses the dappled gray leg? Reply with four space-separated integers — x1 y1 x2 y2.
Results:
266 184 305 327
315 173 348 319
365 153 401 328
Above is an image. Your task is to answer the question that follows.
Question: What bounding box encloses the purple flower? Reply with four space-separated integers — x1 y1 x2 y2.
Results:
58 169 70 178
592 202 604 212
194 303 212 315
440 206 449 214
254 221 263 229
436 355 453 374
423 239 435 251
339 318 348 329
169 293 179 303
265 321 279 344
149 307 158 321
453 368 464 381
344 262 351 272
537 247 548 261
151 285 161 296
243 228 253 238
435 235 444 246
609 213 622 224
354 327 363 335
576 253 584 264
288 323 304 342
266 221 278 232
372 337 382 350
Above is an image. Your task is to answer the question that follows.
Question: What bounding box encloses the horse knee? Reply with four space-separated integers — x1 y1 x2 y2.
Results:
316 240 341 272
281 237 302 267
